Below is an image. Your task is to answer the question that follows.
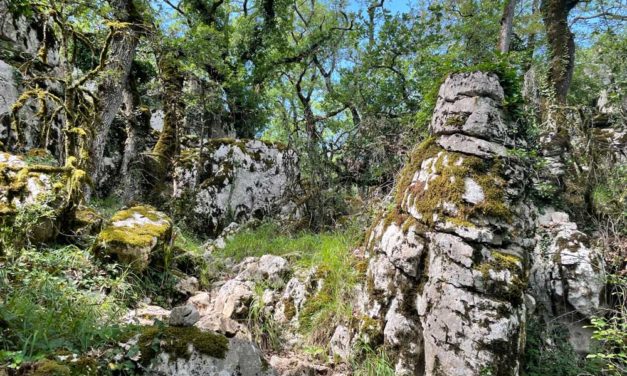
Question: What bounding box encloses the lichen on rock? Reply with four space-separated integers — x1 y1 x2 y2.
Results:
172 138 300 237
356 71 535 375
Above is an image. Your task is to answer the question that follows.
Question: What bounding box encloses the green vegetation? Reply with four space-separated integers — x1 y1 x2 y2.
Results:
136 325 228 364
0 246 132 368
248 283 282 351
219 221 362 345
523 319 602 376
352 343 395 376
586 274 627 376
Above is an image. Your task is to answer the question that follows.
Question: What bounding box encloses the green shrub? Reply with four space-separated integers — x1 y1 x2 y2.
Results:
587 274 627 376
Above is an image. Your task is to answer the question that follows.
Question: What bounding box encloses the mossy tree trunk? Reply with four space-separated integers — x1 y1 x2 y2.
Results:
541 0 579 103
90 0 142 193
120 66 151 204
151 52 184 180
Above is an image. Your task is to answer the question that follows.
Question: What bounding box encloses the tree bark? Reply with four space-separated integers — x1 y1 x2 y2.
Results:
119 69 151 204
151 52 184 175
541 0 580 103
90 0 141 190
498 0 518 53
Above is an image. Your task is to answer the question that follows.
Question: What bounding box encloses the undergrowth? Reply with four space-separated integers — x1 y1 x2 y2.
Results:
219 220 362 346
0 246 134 369
523 318 602 376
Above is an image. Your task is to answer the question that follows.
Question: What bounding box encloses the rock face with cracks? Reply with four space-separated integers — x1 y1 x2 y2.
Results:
358 72 535 375
530 208 605 352
172 139 300 237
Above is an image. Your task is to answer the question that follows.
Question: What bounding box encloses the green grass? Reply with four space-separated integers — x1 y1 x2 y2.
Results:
352 343 395 376
173 227 205 254
217 220 363 345
0 246 134 367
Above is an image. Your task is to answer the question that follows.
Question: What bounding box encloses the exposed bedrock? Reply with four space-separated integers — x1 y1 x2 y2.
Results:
172 139 300 238
358 72 536 376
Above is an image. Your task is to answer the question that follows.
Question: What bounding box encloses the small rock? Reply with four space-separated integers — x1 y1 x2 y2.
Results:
124 304 171 326
169 304 200 327
330 325 351 361
214 279 254 318
175 276 200 295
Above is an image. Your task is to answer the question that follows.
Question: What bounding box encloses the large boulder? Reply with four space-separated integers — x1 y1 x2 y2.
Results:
172 139 299 237
136 326 275 376
357 72 535 375
0 152 76 247
92 205 173 272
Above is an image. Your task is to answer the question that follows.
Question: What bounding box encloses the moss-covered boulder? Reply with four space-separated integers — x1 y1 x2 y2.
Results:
0 152 77 248
93 205 173 272
139 325 274 376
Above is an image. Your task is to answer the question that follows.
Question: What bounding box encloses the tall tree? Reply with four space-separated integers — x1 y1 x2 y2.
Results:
541 0 580 102
90 0 144 186
498 0 518 53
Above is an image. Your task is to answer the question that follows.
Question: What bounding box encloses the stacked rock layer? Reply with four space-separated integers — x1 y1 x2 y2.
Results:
360 72 535 375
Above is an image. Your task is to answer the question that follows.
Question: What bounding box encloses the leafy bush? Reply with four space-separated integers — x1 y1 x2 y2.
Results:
587 274 627 376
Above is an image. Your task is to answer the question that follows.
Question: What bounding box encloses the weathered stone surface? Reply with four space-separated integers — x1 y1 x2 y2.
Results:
329 325 351 361
236 255 291 286
530 209 605 352
437 133 507 158
0 0 63 153
0 152 74 245
358 72 534 375
175 276 200 296
124 304 171 326
172 139 299 237
438 72 504 102
93 206 173 272
213 279 255 319
149 337 275 376
170 304 200 327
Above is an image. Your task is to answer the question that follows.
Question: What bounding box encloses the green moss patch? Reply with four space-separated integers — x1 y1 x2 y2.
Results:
97 206 171 248
476 251 526 305
137 325 229 365
394 138 510 228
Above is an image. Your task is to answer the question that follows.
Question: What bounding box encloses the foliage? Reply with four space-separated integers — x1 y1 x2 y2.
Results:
587 274 627 375
352 342 395 376
523 318 602 376
0 246 133 368
248 283 282 351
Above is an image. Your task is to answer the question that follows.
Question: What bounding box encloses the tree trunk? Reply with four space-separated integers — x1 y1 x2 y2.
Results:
541 0 579 103
90 0 141 190
119 70 151 204
151 52 184 176
498 0 518 53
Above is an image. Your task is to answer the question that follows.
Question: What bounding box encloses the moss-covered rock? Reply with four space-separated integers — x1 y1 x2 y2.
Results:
92 205 173 272
0 152 77 248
